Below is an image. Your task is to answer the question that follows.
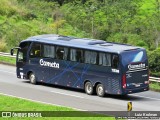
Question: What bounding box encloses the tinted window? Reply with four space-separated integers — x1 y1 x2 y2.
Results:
112 54 119 68
56 47 64 60
30 43 41 58
56 46 68 60
70 48 83 62
121 50 146 66
85 51 97 64
43 45 55 58
99 53 111 66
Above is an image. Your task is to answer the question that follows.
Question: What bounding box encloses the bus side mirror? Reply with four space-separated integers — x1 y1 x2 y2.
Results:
10 47 21 56
10 49 14 56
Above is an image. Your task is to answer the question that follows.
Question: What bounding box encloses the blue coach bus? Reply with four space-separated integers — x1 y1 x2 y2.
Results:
11 34 149 97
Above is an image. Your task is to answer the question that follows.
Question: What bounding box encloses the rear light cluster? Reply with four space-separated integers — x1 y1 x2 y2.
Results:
122 74 126 89
144 81 149 84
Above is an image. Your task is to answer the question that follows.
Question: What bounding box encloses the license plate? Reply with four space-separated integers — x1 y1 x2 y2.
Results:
135 84 140 87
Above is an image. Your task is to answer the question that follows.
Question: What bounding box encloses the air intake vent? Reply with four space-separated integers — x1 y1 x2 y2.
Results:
88 40 106 45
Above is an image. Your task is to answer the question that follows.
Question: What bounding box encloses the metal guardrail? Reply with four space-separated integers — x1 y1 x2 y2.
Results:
0 52 16 58
149 77 160 83
0 52 160 83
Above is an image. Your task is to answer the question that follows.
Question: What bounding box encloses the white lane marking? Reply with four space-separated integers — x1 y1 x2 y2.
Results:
131 94 160 101
0 69 15 75
50 91 84 99
0 92 86 111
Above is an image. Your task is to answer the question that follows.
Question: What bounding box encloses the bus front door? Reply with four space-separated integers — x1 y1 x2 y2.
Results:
16 42 31 79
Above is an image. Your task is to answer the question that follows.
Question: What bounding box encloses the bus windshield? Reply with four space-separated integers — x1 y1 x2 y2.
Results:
17 50 24 62
121 50 147 66
17 42 31 62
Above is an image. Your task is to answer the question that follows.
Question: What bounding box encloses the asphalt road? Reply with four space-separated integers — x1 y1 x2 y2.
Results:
0 64 160 112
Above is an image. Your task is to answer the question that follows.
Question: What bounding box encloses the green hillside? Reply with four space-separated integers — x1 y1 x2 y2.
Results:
0 0 160 76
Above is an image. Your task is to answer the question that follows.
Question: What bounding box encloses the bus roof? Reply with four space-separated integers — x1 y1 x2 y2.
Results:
22 34 144 54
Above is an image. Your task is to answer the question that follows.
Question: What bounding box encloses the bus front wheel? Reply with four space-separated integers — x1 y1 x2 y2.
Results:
29 72 36 84
96 84 105 97
85 81 94 95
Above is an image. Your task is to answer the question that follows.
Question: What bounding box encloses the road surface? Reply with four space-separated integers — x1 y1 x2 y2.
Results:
0 64 160 113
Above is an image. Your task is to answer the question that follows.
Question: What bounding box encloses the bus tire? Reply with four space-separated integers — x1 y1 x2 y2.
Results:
85 81 94 95
96 84 105 97
29 72 36 84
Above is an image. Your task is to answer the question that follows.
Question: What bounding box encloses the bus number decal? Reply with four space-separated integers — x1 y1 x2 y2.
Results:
112 69 119 73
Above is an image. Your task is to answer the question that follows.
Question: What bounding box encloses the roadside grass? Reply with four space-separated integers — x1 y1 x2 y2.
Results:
0 56 16 65
0 94 115 120
149 82 160 92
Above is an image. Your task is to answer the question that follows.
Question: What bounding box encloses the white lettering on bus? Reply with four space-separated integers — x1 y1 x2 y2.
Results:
128 63 145 70
39 59 59 68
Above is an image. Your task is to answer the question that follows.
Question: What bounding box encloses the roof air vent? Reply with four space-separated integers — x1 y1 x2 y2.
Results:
57 37 73 41
100 43 113 46
88 40 106 45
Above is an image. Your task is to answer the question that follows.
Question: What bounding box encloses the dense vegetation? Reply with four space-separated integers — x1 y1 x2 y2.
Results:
0 0 160 76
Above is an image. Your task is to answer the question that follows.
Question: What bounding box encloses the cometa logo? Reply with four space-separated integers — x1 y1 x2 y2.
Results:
39 59 59 68
128 63 145 70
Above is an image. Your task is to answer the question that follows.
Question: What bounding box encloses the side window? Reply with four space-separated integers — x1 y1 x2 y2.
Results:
18 42 31 62
70 48 83 62
63 48 69 60
84 51 97 64
112 54 119 68
29 43 41 58
43 45 55 58
56 46 68 60
56 46 64 60
77 49 83 62
99 53 111 66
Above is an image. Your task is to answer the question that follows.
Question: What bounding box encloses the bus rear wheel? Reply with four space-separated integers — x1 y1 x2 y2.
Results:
96 84 105 97
85 81 94 95
29 72 36 84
